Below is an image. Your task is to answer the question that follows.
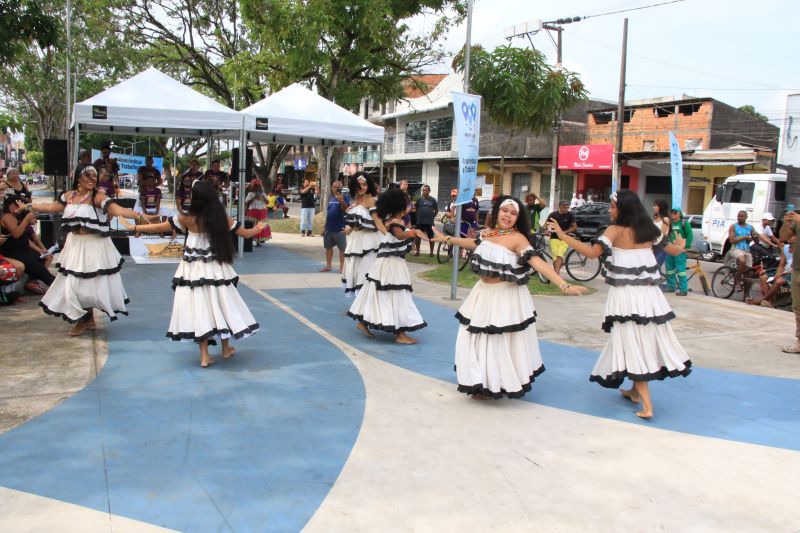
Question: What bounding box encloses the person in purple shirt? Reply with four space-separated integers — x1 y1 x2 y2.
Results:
176 158 204 213
92 141 120 179
96 167 118 198
321 180 350 272
139 174 162 215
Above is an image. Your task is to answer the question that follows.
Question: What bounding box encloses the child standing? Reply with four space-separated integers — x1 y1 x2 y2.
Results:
125 181 268 367
245 179 271 246
347 188 426 344
139 174 162 216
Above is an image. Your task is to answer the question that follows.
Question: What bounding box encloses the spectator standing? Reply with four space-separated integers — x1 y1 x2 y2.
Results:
139 174 162 215
137 156 161 188
321 180 349 272
299 179 317 236
545 200 577 275
524 192 546 233
664 207 693 296
176 158 204 213
245 179 271 246
93 141 120 181
728 210 759 292
779 210 800 353
652 199 671 266
413 184 438 256
399 179 415 227
445 189 479 237
203 160 229 204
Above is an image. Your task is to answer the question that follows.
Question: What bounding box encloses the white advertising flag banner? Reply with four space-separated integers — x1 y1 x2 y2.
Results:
452 91 482 205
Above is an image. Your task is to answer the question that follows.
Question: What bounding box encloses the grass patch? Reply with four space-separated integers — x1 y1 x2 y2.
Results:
268 216 324 234
409 253 593 295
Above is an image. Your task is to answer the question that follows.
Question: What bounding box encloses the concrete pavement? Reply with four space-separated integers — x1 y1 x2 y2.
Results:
0 232 799 532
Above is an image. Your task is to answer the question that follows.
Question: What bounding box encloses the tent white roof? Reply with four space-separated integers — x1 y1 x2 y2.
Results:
242 83 384 145
71 67 242 137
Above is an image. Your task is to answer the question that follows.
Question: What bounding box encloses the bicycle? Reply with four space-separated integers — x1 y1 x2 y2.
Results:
529 230 603 283
435 214 474 271
684 249 711 296
711 253 775 299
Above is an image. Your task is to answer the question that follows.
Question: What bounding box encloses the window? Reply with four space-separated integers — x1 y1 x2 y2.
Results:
405 121 426 153
372 99 381 112
593 112 613 125
774 181 786 202
642 140 656 151
623 109 633 123
679 103 701 116
655 105 675 118
645 176 671 194
720 181 755 204
429 117 453 151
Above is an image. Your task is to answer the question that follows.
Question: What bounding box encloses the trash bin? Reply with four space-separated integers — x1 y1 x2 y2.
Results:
239 220 254 253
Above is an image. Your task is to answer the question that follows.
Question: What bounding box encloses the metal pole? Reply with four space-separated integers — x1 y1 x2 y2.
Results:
613 18 628 193
378 143 384 188
451 0 473 300
65 0 71 143
548 27 563 212
237 127 246 256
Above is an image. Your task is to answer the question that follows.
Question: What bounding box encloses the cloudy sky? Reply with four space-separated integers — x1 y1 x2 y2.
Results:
415 0 798 134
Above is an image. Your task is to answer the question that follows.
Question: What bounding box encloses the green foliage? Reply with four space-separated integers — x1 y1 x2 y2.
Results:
0 0 60 63
738 104 769 122
26 150 44 171
453 45 588 135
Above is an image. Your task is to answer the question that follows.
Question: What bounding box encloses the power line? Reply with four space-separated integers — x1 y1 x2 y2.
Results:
578 0 687 20
628 84 800 92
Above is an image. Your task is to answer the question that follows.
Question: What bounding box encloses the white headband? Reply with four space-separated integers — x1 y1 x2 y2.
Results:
499 198 519 211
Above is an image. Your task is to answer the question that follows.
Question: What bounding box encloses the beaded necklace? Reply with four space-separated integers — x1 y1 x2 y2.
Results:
482 227 517 237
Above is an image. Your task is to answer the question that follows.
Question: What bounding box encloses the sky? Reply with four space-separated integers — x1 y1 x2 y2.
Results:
413 0 799 135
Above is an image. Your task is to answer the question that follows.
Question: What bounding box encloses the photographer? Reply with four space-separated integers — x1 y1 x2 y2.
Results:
0 195 55 289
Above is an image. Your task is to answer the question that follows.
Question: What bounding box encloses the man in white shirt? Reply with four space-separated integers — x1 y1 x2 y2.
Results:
756 212 781 248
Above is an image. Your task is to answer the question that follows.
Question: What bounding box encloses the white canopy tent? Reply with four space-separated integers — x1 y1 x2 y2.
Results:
241 83 384 146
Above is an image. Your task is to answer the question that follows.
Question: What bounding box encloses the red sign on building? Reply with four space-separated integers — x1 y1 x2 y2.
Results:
558 144 614 170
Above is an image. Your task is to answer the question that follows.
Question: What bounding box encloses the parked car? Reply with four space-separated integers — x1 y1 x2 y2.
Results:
572 202 611 241
477 199 492 227
685 214 716 261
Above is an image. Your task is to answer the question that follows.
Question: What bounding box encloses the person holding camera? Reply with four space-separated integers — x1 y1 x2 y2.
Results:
1 195 55 289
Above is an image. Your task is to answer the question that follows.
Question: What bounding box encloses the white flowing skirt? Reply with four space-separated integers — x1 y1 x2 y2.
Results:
590 284 691 388
40 233 128 323
347 255 426 333
166 259 259 342
454 280 543 398
341 230 380 296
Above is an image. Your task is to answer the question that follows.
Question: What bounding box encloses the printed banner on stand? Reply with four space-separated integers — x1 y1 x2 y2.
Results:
452 91 481 205
668 132 683 210
91 150 163 176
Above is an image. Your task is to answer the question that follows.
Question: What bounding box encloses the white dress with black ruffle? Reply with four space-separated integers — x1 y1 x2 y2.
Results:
347 222 426 333
454 239 544 399
590 235 692 387
40 196 129 323
341 204 381 296
166 217 259 342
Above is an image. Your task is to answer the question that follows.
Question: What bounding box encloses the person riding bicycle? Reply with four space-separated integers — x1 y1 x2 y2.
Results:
728 210 759 292
445 188 479 237
664 207 693 296
545 200 576 275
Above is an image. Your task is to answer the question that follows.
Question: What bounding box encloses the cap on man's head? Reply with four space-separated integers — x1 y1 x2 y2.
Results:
762 212 775 221
100 140 112 150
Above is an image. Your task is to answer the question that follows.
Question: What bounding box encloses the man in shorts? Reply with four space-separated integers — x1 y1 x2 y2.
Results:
728 210 758 291
321 180 349 272
780 210 800 354
545 200 577 275
414 184 438 256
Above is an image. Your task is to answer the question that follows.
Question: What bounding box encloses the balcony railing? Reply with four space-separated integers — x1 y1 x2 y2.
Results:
405 140 426 153
428 137 452 152
342 150 381 164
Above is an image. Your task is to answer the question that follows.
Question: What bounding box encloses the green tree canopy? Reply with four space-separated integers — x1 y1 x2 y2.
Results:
0 0 60 64
738 104 769 122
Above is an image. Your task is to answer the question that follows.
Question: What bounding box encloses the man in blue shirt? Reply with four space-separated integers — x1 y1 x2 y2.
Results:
728 210 758 292
321 180 350 272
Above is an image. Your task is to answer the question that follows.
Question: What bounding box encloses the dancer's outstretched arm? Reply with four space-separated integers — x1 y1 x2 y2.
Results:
422 226 479 250
229 217 269 239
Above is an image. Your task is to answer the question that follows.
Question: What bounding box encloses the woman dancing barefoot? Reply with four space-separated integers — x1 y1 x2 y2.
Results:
548 190 691 418
347 188 426 344
427 195 585 399
341 172 380 297
124 181 268 368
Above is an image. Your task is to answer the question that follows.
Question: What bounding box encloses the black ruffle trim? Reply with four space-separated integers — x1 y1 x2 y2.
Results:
517 247 544 266
470 265 530 285
61 224 110 236
365 274 412 292
387 222 407 234
343 283 363 294
171 276 239 289
181 255 218 263
230 221 241 232
184 245 213 255
166 322 259 343
592 237 613 258
589 361 692 388
344 247 380 258
471 253 532 276
346 312 427 333
100 198 116 214
168 217 185 234
455 311 536 334
345 214 376 229
39 298 130 324
601 311 676 333
604 262 661 275
603 275 663 287
376 249 411 258
61 215 110 227
456 365 546 399
56 257 124 278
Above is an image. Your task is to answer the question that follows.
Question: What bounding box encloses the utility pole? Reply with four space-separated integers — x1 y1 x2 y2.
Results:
612 18 628 193
65 0 72 158
546 24 563 211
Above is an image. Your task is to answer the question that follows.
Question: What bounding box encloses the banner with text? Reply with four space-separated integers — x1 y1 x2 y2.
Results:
668 132 683 210
452 91 481 205
91 150 163 176
558 144 613 170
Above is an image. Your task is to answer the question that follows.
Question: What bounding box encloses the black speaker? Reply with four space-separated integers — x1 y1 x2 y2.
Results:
231 148 254 182
43 139 69 175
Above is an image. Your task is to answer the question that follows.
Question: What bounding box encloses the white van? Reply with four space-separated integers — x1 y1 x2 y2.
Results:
701 174 787 256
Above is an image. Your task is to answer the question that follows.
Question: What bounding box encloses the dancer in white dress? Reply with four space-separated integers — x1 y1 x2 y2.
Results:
124 181 268 368
341 173 380 297
427 196 585 399
348 188 426 344
31 166 152 336
549 190 691 418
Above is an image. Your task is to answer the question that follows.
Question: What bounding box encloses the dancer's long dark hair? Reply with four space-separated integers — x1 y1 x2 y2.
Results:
188 181 235 264
614 190 661 244
376 188 407 221
348 171 377 197
488 195 531 236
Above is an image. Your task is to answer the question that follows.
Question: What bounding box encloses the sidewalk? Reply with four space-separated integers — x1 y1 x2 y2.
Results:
0 232 798 532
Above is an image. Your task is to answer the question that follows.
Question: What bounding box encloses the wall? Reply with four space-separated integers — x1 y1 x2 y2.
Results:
709 100 779 150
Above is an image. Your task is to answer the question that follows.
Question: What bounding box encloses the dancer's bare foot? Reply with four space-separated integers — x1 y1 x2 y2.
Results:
471 393 491 401
395 332 416 344
68 321 89 336
85 320 97 331
620 388 641 403
200 357 215 368
636 409 653 419
223 346 236 359
356 322 374 338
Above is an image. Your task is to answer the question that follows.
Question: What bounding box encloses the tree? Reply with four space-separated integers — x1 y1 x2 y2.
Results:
738 104 769 122
453 45 588 178
0 0 60 64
